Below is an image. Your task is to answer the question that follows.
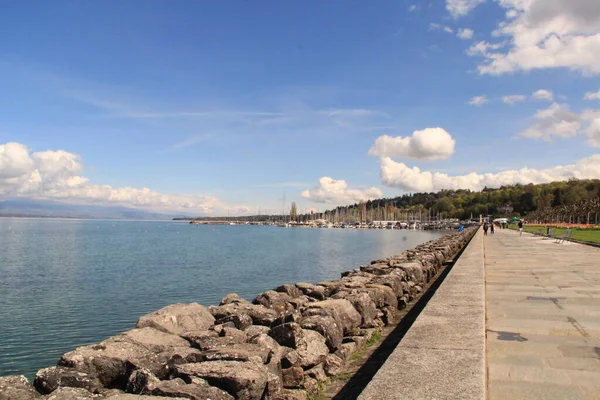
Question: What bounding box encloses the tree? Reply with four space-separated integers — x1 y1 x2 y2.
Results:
290 202 298 222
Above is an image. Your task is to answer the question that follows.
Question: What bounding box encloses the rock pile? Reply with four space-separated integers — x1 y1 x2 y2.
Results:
0 228 475 400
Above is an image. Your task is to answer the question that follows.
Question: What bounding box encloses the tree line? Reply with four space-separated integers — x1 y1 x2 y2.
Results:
175 179 600 224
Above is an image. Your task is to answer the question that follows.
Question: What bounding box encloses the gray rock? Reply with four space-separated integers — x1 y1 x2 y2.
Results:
122 327 191 352
136 303 215 335
243 325 270 338
272 389 308 400
213 322 236 334
364 284 398 309
295 330 329 369
210 303 279 326
281 367 303 388
322 354 344 377
42 387 101 399
200 343 271 363
305 365 327 382
299 315 343 352
0 375 39 399
34 366 101 395
305 299 361 335
271 311 302 327
334 342 357 362
394 262 425 284
219 327 247 342
301 378 319 397
184 333 245 350
58 336 165 388
295 283 326 301
253 291 294 313
175 361 269 400
343 292 378 329
215 314 253 330
127 369 233 400
274 284 302 299
220 293 251 305
268 323 304 348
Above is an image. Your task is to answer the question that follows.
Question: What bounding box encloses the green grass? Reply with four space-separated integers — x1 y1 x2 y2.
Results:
511 225 600 244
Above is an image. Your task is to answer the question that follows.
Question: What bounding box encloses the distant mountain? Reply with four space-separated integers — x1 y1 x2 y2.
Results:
0 199 182 220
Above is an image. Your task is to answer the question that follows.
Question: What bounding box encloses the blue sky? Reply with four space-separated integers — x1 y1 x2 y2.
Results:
1 0 600 215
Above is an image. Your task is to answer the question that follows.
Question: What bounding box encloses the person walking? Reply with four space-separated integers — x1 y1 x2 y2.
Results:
490 222 495 234
518 220 524 236
483 221 489 236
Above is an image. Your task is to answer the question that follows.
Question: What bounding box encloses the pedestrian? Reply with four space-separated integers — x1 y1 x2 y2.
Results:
490 222 495 234
483 221 489 236
518 220 524 236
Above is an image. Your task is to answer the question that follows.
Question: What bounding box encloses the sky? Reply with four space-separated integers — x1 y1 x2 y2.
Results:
1 0 600 216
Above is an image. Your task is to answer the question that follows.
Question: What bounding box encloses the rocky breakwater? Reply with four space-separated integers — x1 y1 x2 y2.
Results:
0 228 476 400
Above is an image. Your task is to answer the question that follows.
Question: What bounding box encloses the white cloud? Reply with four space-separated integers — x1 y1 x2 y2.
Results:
469 0 600 75
0 142 243 215
457 28 474 39
582 109 600 147
368 128 456 161
520 103 581 141
502 95 527 104
466 40 506 56
301 177 382 204
532 89 554 101
408 5 417 12
584 90 600 101
446 0 486 18
469 95 489 106
429 23 454 34
379 154 600 193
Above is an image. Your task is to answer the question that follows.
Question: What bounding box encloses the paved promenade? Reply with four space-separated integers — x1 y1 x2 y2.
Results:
359 227 600 400
486 228 600 399
359 228 486 400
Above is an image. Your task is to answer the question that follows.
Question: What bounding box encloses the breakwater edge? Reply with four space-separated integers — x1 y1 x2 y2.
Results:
0 227 476 400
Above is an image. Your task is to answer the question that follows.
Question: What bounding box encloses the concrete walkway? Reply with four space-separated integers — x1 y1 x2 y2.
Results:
485 228 600 399
359 228 486 400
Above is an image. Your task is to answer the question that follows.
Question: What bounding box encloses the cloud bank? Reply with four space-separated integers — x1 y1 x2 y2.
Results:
379 154 600 193
0 142 243 215
368 128 456 161
301 177 382 204
469 0 600 75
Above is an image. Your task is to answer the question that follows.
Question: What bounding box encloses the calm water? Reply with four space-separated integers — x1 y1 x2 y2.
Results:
0 218 444 378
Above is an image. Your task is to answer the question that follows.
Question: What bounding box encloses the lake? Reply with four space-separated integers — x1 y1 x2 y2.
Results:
0 218 445 378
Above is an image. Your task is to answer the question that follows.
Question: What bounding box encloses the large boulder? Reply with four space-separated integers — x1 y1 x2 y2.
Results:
127 369 233 400
394 262 425 284
364 284 398 309
200 343 271 363
344 293 378 328
268 323 304 348
42 387 100 399
294 330 329 369
34 366 102 395
253 291 294 313
274 284 302 299
322 354 344 377
299 315 343 352
136 303 215 335
175 361 269 400
220 293 251 306
0 375 39 399
58 336 165 388
281 367 303 388
209 303 279 326
304 299 361 335
215 314 253 330
294 283 326 301
122 327 191 352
